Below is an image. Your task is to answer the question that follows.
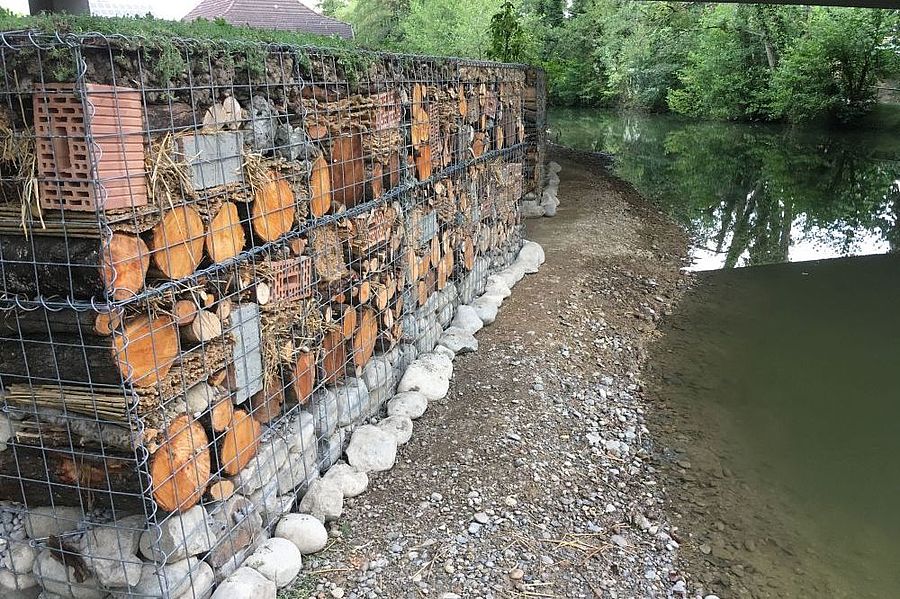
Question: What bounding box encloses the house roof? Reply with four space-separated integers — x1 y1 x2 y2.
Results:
183 0 354 40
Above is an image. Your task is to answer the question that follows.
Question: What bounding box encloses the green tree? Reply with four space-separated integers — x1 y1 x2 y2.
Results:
771 8 900 123
593 1 698 111
320 0 346 17
667 5 777 120
340 0 409 48
534 0 564 27
488 1 527 62
401 0 501 58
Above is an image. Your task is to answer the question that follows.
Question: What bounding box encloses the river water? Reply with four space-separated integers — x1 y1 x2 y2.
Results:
550 108 900 598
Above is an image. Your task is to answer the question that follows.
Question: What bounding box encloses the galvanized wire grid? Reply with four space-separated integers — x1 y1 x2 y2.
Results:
0 31 543 598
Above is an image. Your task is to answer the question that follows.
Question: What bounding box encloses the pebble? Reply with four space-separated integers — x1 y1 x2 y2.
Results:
275 513 329 554
222 240 697 598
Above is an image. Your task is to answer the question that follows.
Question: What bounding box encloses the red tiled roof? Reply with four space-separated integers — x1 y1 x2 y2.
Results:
183 0 354 40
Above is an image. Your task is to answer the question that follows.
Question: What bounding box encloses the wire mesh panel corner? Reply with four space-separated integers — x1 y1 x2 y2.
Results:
0 31 543 599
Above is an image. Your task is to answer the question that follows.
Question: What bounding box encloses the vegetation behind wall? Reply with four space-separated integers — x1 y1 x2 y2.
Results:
327 0 900 124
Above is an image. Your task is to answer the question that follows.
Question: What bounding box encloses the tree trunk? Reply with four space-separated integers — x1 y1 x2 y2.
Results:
0 232 148 301
0 313 178 388
0 446 148 513
0 305 124 337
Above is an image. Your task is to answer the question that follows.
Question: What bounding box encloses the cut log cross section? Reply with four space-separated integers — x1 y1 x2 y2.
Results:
220 409 261 476
150 415 211 513
250 380 285 424
292 351 315 405
352 307 378 369
210 396 234 433
112 314 180 388
148 206 205 280
252 175 295 243
206 201 245 263
330 133 366 208
309 155 332 218
102 233 150 300
321 328 346 385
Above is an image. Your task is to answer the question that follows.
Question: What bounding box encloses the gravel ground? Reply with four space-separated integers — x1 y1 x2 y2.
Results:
280 148 697 599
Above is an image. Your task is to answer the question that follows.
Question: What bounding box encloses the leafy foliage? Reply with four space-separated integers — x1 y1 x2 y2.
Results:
0 9 349 49
2 1 898 124
332 0 409 49
401 0 501 58
771 9 900 123
488 1 528 63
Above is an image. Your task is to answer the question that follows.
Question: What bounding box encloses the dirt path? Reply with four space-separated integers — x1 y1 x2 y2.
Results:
282 149 694 599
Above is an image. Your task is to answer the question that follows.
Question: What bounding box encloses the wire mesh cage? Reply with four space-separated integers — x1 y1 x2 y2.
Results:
0 30 544 599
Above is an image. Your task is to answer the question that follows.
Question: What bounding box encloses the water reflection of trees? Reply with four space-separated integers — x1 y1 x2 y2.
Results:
556 110 900 266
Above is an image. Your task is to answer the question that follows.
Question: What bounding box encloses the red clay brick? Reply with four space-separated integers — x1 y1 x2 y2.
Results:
34 83 148 213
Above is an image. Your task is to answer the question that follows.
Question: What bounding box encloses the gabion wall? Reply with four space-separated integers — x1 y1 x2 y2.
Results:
0 31 545 599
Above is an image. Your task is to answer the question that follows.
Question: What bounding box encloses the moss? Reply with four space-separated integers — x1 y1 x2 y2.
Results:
43 46 75 82
0 10 372 87
334 49 376 87
156 44 186 87
0 10 350 50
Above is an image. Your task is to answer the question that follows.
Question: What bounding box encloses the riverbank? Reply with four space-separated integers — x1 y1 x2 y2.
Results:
279 148 695 598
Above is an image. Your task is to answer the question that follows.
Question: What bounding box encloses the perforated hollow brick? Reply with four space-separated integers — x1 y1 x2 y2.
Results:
33 83 147 212
268 256 313 303
373 91 401 133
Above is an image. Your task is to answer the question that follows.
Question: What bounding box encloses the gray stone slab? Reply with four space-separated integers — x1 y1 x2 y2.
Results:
180 132 244 190
229 303 263 404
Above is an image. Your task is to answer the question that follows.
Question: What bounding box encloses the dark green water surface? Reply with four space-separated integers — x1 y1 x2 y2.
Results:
647 255 900 598
551 109 900 597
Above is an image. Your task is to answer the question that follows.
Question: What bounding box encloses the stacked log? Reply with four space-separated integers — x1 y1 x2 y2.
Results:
0 34 541 599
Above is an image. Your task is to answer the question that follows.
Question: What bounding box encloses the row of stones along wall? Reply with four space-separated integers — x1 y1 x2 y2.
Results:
0 32 546 599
